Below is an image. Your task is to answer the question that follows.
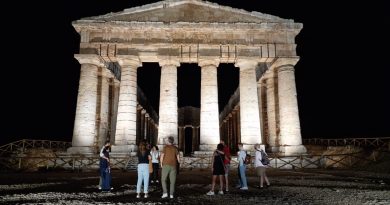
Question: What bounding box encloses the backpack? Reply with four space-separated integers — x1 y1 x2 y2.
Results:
260 150 270 165
244 153 251 165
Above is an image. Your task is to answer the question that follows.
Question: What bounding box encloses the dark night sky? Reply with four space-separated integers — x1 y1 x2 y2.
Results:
1 0 389 145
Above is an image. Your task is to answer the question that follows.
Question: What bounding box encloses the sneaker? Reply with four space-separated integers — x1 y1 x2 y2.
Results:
218 190 224 195
206 191 215 196
144 193 148 198
225 189 229 193
98 187 102 190
136 194 140 198
170 195 174 199
240 187 248 190
156 180 159 183
151 180 154 184
161 193 168 198
110 187 114 190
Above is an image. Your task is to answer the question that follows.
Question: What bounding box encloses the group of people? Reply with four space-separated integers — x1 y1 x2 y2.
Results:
99 136 179 198
206 141 271 195
98 137 271 199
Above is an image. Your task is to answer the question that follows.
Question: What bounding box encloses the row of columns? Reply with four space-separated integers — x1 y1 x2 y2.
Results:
70 54 305 155
136 105 158 147
68 55 157 154
220 108 240 153
178 126 200 154
221 58 306 155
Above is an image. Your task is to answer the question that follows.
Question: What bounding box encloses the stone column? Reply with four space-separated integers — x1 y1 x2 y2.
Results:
113 56 141 153
68 54 104 154
157 60 180 148
145 113 150 140
140 109 146 140
265 72 279 152
110 79 120 145
228 114 233 147
191 127 197 152
257 79 266 145
275 58 307 155
97 70 111 150
199 60 220 151
235 60 262 150
178 127 185 151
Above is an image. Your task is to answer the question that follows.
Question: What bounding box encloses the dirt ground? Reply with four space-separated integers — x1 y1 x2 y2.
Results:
0 168 389 205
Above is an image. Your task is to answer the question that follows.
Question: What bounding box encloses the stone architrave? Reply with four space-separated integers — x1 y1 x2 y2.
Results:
112 56 141 153
157 60 180 148
68 54 105 154
236 60 262 150
199 60 220 151
265 72 279 152
274 58 306 155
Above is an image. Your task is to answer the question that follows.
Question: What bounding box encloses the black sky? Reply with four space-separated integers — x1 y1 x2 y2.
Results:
1 0 389 145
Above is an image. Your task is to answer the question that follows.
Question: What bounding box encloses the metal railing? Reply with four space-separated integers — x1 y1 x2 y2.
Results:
0 150 387 171
303 137 390 148
0 139 72 156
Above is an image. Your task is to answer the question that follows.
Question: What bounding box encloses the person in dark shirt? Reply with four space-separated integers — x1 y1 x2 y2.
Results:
136 142 151 198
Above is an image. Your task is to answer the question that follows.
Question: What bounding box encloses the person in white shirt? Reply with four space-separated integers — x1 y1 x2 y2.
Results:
150 145 160 184
254 144 270 188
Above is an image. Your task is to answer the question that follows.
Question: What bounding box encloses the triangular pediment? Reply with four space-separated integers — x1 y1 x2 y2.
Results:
81 0 292 24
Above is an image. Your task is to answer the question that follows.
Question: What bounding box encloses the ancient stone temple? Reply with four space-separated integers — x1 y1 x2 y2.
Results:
67 0 306 156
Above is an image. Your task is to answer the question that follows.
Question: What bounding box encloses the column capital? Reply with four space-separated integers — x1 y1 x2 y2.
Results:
269 57 299 71
234 59 259 71
198 59 219 68
74 54 105 67
116 55 141 67
159 59 180 67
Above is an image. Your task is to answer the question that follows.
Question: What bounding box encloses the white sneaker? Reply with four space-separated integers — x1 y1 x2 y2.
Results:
156 180 159 183
136 194 140 198
240 187 248 190
144 193 148 198
218 190 224 195
110 187 114 190
161 193 168 198
170 195 174 199
206 191 215 196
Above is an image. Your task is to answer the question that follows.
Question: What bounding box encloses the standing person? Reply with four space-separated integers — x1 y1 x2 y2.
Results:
254 144 270 188
160 136 180 199
206 143 226 195
99 141 112 192
236 143 248 190
220 140 231 192
136 142 151 198
150 145 160 184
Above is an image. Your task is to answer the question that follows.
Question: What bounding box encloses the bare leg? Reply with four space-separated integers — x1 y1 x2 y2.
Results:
225 174 229 191
260 174 264 187
219 175 224 191
211 175 217 191
264 172 270 186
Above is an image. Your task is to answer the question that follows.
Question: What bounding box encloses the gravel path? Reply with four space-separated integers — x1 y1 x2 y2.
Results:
0 169 389 205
